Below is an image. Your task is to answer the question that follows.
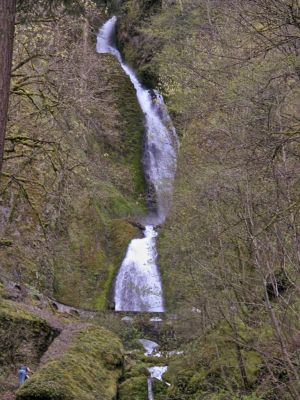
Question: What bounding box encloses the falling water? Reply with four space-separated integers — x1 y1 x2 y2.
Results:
138 339 160 356
148 366 169 400
97 17 178 312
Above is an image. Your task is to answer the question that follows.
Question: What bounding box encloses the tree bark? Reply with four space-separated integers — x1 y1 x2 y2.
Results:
0 0 17 173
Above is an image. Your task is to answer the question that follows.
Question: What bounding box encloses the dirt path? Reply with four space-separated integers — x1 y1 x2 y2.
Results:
19 303 66 331
40 322 88 364
2 391 17 400
19 303 90 364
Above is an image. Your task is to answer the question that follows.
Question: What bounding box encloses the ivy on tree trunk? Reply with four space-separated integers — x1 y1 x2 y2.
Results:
0 0 17 173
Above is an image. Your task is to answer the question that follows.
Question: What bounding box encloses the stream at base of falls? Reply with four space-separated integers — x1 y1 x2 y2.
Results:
139 338 170 400
97 15 179 399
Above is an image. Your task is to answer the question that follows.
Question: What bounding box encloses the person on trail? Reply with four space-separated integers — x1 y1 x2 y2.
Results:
18 365 31 386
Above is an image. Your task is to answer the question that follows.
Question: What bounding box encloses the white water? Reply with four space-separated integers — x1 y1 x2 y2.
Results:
148 366 168 382
138 340 168 400
148 378 155 400
138 339 160 356
97 17 178 312
147 366 169 400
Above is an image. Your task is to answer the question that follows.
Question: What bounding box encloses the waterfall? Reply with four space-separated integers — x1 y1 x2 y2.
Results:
97 17 178 312
138 339 160 356
148 378 155 400
148 366 169 400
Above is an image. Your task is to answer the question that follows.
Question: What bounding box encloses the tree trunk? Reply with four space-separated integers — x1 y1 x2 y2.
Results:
0 0 17 173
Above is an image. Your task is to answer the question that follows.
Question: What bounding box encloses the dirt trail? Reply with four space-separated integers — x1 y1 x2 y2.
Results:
17 302 92 365
2 391 16 400
40 322 88 364
19 303 66 331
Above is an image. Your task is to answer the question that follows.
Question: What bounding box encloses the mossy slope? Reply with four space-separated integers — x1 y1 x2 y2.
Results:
0 299 57 369
119 376 148 400
16 326 124 400
117 0 161 87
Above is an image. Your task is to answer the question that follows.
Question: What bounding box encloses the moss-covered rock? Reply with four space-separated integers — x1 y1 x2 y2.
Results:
52 190 140 310
152 378 168 400
16 326 124 400
124 361 149 379
117 0 162 87
119 375 148 400
0 299 58 369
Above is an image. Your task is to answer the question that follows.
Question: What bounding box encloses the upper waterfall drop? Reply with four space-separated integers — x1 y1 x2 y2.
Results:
97 17 178 312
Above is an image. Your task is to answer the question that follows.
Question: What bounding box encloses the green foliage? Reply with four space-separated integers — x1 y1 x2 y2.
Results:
16 326 124 400
118 376 148 400
153 378 168 400
117 2 300 397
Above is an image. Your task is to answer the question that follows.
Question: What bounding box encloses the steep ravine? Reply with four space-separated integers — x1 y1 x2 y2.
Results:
97 16 179 400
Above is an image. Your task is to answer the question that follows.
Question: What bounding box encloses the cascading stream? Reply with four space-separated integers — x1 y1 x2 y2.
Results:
97 16 178 313
148 366 169 400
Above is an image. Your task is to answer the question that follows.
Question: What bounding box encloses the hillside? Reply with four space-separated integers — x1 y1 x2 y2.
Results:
0 1 145 310
117 1 300 399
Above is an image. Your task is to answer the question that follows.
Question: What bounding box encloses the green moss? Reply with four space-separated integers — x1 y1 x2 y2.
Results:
108 219 139 258
94 264 114 309
53 189 140 310
124 362 149 379
152 378 168 400
0 299 57 368
138 355 168 365
93 54 146 200
93 219 139 309
0 299 41 322
164 317 265 399
16 326 124 400
119 376 148 400
96 181 145 219
94 214 140 310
